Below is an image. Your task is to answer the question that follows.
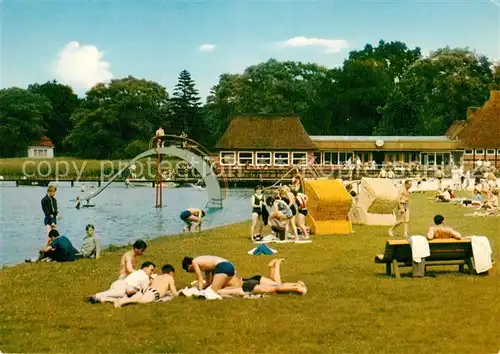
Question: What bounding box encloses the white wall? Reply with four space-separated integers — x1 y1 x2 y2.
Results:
27 147 54 158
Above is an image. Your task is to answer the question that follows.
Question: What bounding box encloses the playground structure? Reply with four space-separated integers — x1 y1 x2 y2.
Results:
349 178 399 226
303 178 354 235
82 135 227 209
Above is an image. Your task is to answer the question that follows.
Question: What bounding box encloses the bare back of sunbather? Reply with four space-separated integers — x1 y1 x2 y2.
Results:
193 255 229 271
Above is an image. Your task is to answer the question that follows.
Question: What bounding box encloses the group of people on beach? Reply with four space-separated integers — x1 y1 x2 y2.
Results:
250 176 310 242
85 241 307 307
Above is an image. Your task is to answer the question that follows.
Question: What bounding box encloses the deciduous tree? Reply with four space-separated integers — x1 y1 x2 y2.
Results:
0 88 52 157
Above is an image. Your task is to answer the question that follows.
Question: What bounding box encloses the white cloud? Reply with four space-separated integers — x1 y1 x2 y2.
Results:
199 44 216 52
280 36 349 54
54 41 112 90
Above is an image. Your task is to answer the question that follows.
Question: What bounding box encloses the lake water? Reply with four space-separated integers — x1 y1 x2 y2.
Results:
0 182 252 266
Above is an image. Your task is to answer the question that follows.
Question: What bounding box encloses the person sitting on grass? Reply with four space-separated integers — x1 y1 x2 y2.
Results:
461 189 484 207
180 208 206 233
86 261 155 304
182 255 236 293
217 259 307 297
119 239 148 279
426 215 463 240
483 190 499 210
435 188 452 203
28 229 79 263
81 224 101 259
113 264 178 308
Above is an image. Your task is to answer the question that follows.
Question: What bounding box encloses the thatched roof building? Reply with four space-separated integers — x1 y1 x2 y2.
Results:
455 90 500 148
215 116 316 150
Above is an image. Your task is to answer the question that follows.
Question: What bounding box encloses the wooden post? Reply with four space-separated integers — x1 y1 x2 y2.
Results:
392 259 401 279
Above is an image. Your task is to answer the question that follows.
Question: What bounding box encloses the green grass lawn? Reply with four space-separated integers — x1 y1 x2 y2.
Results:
1 193 499 353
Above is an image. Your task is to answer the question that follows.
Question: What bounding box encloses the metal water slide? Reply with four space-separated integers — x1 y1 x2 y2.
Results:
81 145 223 208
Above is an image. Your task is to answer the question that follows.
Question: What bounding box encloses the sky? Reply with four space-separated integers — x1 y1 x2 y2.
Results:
1 0 499 101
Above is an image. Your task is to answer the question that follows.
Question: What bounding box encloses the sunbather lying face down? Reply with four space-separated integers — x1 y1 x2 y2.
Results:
217 259 307 297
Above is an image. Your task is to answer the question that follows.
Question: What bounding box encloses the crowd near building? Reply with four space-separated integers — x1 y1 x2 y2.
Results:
213 90 500 174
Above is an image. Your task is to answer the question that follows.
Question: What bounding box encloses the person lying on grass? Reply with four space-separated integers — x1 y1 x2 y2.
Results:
217 259 307 297
113 264 178 308
426 215 463 240
119 239 148 280
86 261 155 304
182 255 236 293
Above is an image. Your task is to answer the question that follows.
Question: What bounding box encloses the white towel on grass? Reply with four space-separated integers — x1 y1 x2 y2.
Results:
470 236 493 273
409 235 430 263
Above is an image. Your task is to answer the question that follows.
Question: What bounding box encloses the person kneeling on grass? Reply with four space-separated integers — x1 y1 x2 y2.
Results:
266 195 293 240
426 215 463 240
182 255 236 293
180 208 206 233
218 259 307 297
114 264 178 308
86 261 155 304
29 229 79 263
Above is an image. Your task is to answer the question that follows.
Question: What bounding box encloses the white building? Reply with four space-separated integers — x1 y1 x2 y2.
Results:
27 136 55 158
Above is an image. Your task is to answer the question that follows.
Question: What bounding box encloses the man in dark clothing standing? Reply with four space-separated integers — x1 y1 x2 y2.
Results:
41 185 58 240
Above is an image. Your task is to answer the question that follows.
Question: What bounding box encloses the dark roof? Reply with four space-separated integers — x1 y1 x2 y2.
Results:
215 116 316 150
458 90 500 148
30 136 54 148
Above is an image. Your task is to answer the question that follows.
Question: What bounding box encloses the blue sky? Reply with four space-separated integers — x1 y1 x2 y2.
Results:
1 0 499 100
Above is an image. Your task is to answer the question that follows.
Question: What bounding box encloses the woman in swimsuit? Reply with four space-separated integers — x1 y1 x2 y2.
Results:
250 186 264 241
279 187 300 241
293 191 310 239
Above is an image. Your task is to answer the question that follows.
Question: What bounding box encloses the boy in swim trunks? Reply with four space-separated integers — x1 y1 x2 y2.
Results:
218 259 307 297
388 179 412 238
114 264 178 307
180 208 206 233
119 239 148 279
182 255 236 293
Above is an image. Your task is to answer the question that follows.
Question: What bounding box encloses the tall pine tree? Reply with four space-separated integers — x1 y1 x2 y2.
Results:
169 70 207 143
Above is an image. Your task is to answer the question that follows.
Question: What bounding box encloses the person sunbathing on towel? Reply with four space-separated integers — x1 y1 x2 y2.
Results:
217 259 307 297
426 215 463 240
113 264 178 308
182 255 236 293
86 261 155 304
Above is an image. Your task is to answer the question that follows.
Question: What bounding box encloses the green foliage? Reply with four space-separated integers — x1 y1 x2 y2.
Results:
0 88 52 157
28 80 80 153
123 139 150 158
65 76 169 159
376 48 495 135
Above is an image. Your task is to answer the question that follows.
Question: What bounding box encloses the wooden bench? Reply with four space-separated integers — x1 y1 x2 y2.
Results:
375 239 474 278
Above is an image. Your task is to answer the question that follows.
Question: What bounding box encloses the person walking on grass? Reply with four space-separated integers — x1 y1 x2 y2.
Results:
388 179 412 238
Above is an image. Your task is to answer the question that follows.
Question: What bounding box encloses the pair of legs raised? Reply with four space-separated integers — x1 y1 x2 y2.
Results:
218 259 307 297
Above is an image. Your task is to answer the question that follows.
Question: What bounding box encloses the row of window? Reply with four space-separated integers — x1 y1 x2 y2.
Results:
464 149 500 155
220 150 500 167
220 151 308 166
32 149 49 157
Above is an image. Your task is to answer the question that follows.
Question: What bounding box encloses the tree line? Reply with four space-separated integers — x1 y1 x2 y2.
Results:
1 40 499 159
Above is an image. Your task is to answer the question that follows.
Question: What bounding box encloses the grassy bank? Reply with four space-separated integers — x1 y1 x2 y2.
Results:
1 193 499 353
0 157 178 179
